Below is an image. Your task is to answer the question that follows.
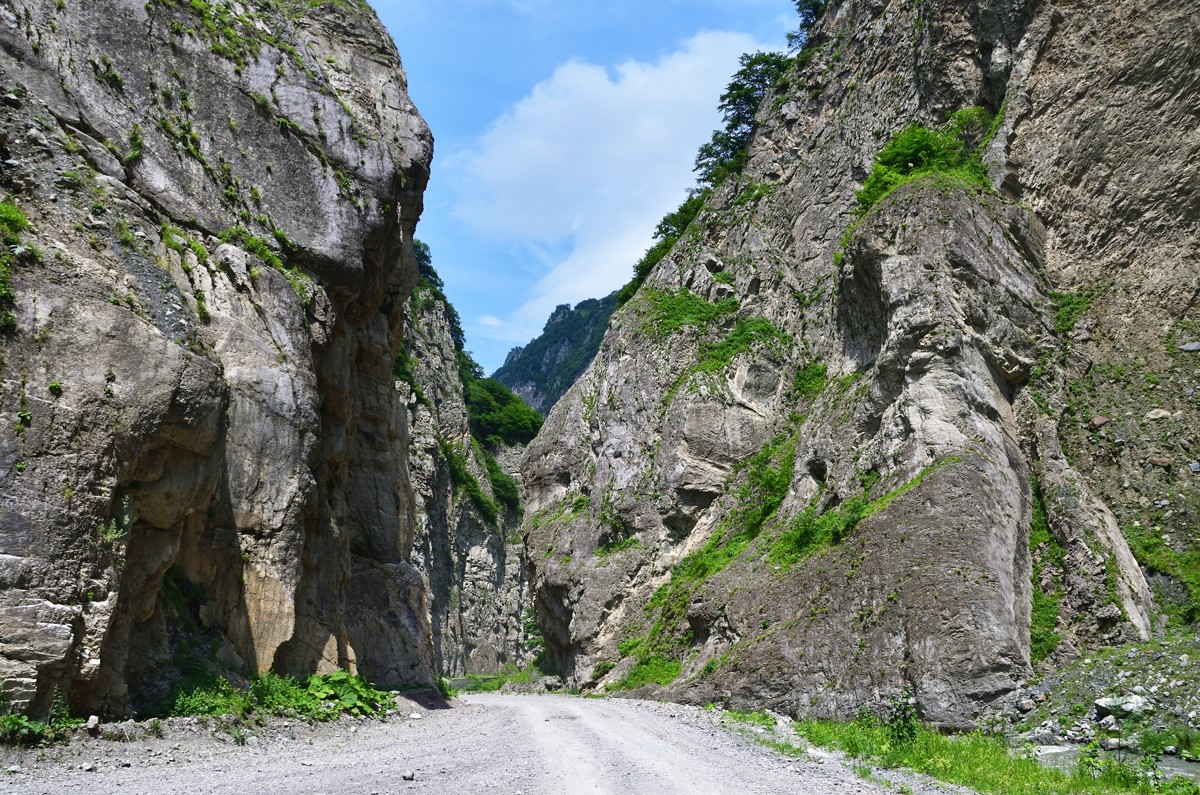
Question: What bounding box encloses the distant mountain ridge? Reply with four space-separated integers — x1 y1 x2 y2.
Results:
492 293 618 415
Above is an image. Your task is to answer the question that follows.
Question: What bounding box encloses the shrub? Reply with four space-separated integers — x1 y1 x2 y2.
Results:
845 107 1002 262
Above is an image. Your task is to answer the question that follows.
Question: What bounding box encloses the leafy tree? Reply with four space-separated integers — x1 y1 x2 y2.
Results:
787 0 828 50
615 191 708 306
465 378 543 447
694 51 791 189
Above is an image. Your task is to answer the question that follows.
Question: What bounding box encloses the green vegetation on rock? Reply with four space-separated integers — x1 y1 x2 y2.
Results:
0 201 31 333
1029 476 1064 662
1125 523 1200 627
796 708 1200 795
615 193 708 306
168 669 392 722
640 288 739 339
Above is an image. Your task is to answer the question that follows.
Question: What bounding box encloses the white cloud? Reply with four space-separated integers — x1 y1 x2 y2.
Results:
478 315 504 328
445 30 767 343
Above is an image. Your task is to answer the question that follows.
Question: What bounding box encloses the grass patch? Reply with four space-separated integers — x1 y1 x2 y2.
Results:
640 288 738 340
0 201 33 332
794 362 828 398
1050 288 1103 335
666 316 790 404
1029 475 1064 661
837 106 1001 265
1124 523 1200 627
796 713 1200 795
769 458 959 569
610 656 682 691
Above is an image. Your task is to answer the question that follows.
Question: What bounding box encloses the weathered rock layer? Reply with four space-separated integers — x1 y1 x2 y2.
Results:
521 0 1194 727
0 0 434 715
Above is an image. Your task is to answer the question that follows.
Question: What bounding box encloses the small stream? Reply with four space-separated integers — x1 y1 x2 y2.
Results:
1036 745 1200 782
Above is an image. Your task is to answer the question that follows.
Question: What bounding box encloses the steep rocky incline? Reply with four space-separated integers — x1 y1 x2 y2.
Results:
0 0 435 716
400 271 534 676
520 0 1197 727
493 293 617 416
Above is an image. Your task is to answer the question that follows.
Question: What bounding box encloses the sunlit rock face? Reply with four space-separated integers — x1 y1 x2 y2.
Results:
0 0 434 715
519 0 1193 727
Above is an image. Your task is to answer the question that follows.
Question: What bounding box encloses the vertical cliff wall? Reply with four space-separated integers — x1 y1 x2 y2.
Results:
0 0 434 716
400 274 534 676
520 0 1195 727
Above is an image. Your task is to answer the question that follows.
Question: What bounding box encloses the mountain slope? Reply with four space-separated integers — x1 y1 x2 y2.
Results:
519 0 1197 727
493 293 618 416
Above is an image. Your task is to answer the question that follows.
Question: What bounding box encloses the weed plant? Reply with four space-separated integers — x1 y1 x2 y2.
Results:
796 701 1200 795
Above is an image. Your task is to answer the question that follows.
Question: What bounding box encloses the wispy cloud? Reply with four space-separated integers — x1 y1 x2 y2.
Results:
443 30 766 344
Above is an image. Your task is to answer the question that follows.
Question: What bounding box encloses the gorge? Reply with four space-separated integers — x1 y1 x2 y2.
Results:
1 0 1198 753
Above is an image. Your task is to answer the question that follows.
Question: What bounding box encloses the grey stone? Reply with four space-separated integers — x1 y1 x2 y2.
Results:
0 0 437 714
1095 695 1150 718
86 715 100 735
1178 342 1200 353
402 770 416 781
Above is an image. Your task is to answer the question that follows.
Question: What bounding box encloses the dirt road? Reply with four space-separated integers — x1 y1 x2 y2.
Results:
0 693 960 794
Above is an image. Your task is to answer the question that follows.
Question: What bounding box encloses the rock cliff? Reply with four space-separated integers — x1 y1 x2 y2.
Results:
520 0 1196 727
400 265 534 676
0 0 435 716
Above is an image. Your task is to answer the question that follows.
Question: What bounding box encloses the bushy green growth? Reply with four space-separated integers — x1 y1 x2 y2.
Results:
726 708 775 728
1 202 32 332
522 607 544 659
219 226 283 269
0 690 80 746
859 107 998 222
1029 476 1063 661
413 240 466 351
457 661 548 693
483 449 520 515
797 710 1200 795
616 192 708 306
596 535 640 557
1125 523 1200 627
726 432 798 544
439 439 499 526
612 433 799 686
641 289 739 340
1050 289 1100 335
770 496 867 567
465 378 543 447
694 317 789 375
392 348 430 408
170 670 390 722
712 270 734 285
667 316 789 404
793 362 828 397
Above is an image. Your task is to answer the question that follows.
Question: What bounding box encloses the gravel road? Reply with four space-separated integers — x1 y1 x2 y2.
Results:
0 693 968 794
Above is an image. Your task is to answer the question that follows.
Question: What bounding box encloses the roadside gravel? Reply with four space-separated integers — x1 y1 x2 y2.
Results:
0 693 974 794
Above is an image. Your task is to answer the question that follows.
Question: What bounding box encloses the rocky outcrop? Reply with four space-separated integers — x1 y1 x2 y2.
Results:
519 0 1191 728
493 293 617 415
0 0 434 716
401 277 533 676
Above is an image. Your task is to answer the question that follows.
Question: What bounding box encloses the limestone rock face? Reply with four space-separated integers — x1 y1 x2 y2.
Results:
0 0 433 715
520 0 1187 727
401 281 534 676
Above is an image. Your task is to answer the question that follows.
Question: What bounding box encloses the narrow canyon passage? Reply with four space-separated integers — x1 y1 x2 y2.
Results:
2 695 920 795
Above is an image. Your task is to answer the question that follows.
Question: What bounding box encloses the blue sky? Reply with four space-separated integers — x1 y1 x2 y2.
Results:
376 0 796 373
